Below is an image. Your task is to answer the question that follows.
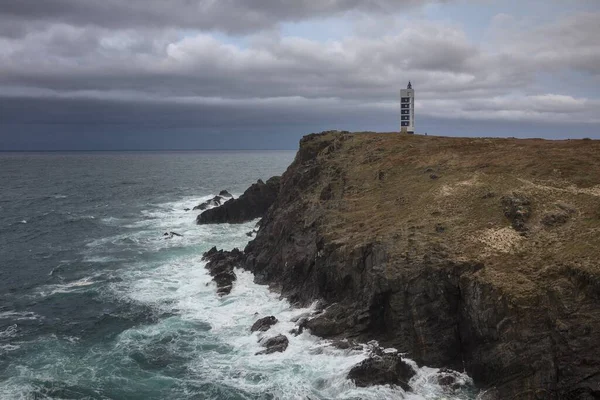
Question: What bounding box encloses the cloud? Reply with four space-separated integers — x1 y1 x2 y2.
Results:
0 2 599 149
0 0 443 34
488 11 600 76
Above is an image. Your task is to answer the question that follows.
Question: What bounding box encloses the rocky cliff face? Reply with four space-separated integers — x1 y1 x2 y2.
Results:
241 132 600 399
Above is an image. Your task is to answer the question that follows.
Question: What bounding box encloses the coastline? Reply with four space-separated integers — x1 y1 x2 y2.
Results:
196 131 600 399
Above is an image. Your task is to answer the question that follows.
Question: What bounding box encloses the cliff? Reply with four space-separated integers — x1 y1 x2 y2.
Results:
197 177 280 224
241 131 600 399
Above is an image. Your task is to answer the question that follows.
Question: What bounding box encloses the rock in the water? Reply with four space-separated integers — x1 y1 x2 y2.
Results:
193 196 224 211
163 231 183 239
197 176 281 224
436 368 470 392
184 208 190 211
501 193 531 231
330 339 360 350
219 190 233 198
256 334 289 355
202 247 244 296
289 317 309 336
347 353 416 391
251 316 278 332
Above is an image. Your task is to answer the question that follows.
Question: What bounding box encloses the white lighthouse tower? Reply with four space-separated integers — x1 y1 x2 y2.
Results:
400 81 415 134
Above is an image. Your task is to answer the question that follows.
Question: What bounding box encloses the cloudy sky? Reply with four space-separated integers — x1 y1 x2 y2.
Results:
1 0 599 150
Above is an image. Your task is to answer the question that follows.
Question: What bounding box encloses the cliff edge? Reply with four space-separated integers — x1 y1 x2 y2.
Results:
243 131 600 399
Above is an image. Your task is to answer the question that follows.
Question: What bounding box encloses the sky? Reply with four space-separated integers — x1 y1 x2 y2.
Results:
0 0 599 150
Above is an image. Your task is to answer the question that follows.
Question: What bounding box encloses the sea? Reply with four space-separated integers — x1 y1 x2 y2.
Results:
0 151 479 400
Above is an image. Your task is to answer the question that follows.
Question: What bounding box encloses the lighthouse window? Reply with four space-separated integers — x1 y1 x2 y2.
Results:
401 110 409 114
401 116 409 120
401 104 409 109
401 97 410 102
401 122 409 126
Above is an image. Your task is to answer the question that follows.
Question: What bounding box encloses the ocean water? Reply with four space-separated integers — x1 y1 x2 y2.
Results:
0 151 478 400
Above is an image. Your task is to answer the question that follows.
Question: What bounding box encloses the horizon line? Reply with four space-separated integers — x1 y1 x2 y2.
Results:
0 148 298 153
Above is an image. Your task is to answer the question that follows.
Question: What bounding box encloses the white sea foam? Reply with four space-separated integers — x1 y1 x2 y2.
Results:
0 311 41 321
4 195 474 399
0 324 18 339
100 196 476 399
31 276 101 298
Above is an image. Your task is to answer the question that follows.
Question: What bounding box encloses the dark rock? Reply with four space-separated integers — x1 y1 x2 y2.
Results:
163 231 183 239
501 193 531 231
255 334 289 355
193 195 224 211
542 211 570 227
424 167 435 173
347 353 416 391
290 317 308 336
436 368 469 391
430 173 439 179
330 339 360 350
219 190 233 198
481 191 495 199
197 176 281 224
435 223 446 233
251 316 278 332
202 247 244 296
184 208 190 211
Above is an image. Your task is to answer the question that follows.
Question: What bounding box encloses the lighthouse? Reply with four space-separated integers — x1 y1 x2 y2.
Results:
400 81 415 134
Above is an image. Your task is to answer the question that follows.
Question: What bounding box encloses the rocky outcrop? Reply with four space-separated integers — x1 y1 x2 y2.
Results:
251 316 278 332
347 351 416 391
239 131 600 399
501 193 532 231
202 247 244 296
193 195 224 211
197 177 281 224
256 334 289 355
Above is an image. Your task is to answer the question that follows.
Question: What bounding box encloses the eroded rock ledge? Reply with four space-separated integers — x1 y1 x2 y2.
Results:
196 176 281 224
201 131 600 399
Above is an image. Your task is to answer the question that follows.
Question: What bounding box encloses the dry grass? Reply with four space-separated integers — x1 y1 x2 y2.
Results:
301 132 600 299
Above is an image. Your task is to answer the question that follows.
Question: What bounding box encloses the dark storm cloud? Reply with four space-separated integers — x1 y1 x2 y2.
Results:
0 1 599 150
0 0 439 34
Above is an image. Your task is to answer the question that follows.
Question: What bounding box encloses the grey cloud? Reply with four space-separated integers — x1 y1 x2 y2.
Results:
0 3 599 149
0 21 528 102
489 12 600 76
0 0 441 34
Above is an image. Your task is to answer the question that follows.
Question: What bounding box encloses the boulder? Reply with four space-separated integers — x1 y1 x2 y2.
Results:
436 368 470 392
202 247 244 296
289 317 308 336
163 231 183 239
256 334 289 355
193 196 224 211
542 211 570 227
251 316 278 332
347 353 416 391
197 176 281 224
501 193 532 231
219 190 233 198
